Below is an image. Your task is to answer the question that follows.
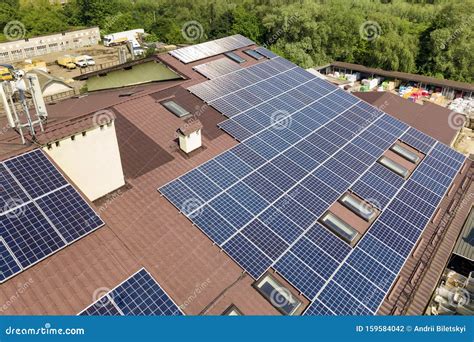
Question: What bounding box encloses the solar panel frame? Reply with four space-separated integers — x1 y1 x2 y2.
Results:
0 238 21 282
169 34 254 64
193 57 242 79
0 149 105 283
79 268 183 316
160 43 468 315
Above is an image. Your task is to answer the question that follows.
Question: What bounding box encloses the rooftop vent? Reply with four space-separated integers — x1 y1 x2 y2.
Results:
176 120 203 154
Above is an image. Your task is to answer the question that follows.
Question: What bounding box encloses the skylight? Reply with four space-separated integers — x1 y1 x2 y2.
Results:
339 193 377 222
390 143 420 164
255 274 302 315
162 100 190 118
224 51 246 64
243 49 264 60
320 212 359 244
378 156 410 178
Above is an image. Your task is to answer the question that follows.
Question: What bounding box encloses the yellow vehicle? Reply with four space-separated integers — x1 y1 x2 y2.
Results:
21 60 48 73
57 55 76 70
0 66 13 81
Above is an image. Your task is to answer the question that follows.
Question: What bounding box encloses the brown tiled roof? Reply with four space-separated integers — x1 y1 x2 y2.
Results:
330 61 474 92
0 46 471 317
0 50 283 316
354 92 460 146
0 79 186 159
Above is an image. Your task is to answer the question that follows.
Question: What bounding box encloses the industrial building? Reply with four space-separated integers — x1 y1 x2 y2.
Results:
0 27 101 64
0 35 471 316
317 61 474 100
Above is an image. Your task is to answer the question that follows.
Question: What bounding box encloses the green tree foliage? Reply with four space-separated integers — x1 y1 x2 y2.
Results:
0 0 472 82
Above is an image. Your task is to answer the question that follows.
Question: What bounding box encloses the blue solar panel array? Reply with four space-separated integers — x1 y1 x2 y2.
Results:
169 34 254 64
161 50 466 315
0 149 104 283
193 58 242 79
80 268 183 316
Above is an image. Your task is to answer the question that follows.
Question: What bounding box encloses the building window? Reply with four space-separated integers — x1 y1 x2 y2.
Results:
224 51 246 64
255 273 302 315
161 100 190 118
222 304 243 316
390 143 420 164
339 193 378 222
320 211 358 244
378 156 409 178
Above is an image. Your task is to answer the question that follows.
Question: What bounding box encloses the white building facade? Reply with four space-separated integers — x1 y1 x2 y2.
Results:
0 27 101 63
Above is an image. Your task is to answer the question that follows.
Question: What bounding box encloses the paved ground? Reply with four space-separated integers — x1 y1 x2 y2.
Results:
12 44 123 91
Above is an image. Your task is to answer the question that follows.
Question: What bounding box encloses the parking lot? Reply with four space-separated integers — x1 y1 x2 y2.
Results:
12 44 122 91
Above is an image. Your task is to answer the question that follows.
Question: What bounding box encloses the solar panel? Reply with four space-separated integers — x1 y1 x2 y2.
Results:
5 150 68 198
169 34 254 64
80 268 183 316
160 41 466 315
0 149 104 283
0 238 21 282
36 185 105 243
193 57 242 79
256 47 278 59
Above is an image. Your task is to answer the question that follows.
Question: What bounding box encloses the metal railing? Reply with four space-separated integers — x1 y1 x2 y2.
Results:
390 164 473 315
79 61 122 75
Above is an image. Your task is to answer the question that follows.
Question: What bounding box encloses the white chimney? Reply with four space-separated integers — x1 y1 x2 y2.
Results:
176 120 203 154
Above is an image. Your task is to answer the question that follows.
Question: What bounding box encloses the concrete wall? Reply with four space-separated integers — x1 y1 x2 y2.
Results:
0 27 101 63
44 121 125 201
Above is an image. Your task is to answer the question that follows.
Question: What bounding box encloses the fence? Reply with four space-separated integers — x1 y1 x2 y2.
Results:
79 61 122 75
